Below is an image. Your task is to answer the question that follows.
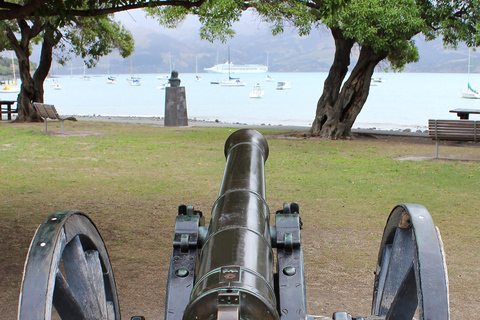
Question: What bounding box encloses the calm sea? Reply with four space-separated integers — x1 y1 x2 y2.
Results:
2 72 480 130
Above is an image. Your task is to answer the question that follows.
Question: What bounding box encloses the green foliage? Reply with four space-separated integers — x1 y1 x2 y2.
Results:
60 16 134 67
255 0 318 36
425 0 480 48
195 0 244 42
145 6 189 29
335 0 424 69
252 0 479 70
0 21 18 52
146 0 244 43
1 2 135 70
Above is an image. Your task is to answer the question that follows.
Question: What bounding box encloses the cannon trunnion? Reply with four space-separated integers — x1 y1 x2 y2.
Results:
18 129 449 320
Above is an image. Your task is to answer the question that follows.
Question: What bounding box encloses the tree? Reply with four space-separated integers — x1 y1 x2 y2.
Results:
0 0 207 20
309 0 425 138
1 15 134 121
256 0 480 138
0 0 207 122
155 0 480 139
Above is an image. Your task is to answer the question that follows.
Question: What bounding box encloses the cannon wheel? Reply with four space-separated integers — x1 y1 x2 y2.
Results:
18 210 120 320
371 204 449 320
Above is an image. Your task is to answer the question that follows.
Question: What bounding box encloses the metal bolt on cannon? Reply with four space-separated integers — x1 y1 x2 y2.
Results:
17 129 450 320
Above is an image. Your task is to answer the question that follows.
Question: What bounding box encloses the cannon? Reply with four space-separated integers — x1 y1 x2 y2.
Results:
17 129 449 320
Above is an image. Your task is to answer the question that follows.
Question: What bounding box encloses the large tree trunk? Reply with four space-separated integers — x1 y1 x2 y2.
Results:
310 28 354 137
310 32 388 139
6 20 42 122
33 25 57 102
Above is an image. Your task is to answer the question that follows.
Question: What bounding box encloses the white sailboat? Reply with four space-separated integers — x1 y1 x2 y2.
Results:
80 63 92 81
50 62 62 89
127 59 141 86
462 49 480 99
106 76 117 84
195 56 202 82
157 53 172 80
0 52 20 93
249 83 264 98
219 47 246 86
52 79 62 90
106 57 117 84
264 53 274 82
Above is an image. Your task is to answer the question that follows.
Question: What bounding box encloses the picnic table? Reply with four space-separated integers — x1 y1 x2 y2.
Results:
449 108 480 120
0 100 17 120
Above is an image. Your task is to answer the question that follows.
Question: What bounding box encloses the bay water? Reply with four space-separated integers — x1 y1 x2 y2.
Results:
3 72 480 130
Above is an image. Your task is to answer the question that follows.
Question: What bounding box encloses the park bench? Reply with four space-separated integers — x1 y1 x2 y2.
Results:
428 119 479 158
33 102 76 134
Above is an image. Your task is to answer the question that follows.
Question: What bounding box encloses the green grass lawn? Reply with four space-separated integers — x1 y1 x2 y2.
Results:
1 120 479 318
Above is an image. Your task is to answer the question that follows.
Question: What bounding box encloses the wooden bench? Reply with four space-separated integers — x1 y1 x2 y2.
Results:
33 103 76 134
428 119 479 158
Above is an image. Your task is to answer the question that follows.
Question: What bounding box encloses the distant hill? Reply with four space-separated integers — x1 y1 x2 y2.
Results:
49 17 475 75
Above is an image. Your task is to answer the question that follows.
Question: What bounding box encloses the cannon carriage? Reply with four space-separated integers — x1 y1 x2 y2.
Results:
17 129 449 320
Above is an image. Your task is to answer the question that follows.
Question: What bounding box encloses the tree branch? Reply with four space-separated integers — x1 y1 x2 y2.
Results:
0 0 206 20
0 0 49 20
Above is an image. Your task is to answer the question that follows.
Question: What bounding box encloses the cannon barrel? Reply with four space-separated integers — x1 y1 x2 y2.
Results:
182 129 279 320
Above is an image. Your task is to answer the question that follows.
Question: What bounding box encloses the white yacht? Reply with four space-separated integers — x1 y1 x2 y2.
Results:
249 83 264 98
205 62 268 74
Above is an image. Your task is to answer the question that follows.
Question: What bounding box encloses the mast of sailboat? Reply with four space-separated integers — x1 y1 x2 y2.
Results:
468 48 471 84
195 56 198 75
11 51 16 84
228 46 231 80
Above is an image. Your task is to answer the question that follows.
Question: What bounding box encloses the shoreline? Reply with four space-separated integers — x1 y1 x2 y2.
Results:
75 115 429 138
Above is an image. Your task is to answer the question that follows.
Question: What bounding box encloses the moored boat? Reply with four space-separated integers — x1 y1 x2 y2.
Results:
462 49 480 99
265 74 274 82
157 82 170 90
249 83 264 98
106 76 117 84
1 52 20 93
220 77 246 86
462 84 480 99
52 80 62 90
127 77 141 86
205 47 267 74
128 58 141 86
217 47 247 86
195 56 202 82
205 62 268 74
0 80 20 93
276 81 292 90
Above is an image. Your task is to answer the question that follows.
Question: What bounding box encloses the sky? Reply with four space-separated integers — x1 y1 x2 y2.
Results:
20 8 299 64
114 8 278 40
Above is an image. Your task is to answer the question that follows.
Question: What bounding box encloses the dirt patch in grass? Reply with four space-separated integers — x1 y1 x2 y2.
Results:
41 130 103 137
